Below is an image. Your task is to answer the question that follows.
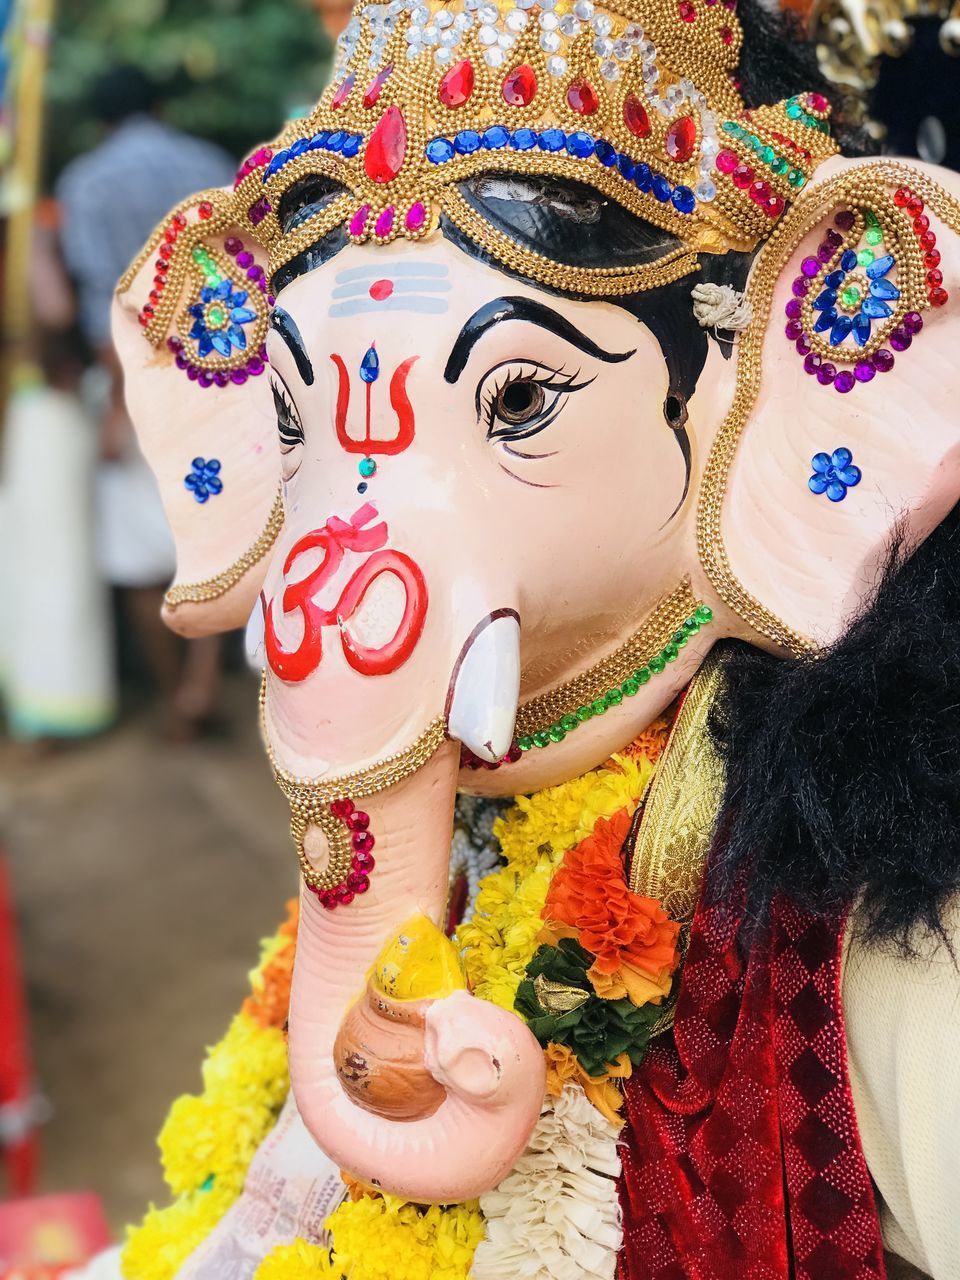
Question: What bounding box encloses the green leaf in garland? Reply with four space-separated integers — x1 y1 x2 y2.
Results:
515 940 663 1078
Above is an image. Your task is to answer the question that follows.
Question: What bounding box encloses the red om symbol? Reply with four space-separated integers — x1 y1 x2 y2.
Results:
264 503 428 684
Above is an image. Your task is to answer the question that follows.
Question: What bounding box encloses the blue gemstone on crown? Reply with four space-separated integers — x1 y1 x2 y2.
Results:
483 126 510 149
454 129 482 154
511 128 538 150
426 138 455 164
594 139 616 166
652 174 672 202
567 131 595 159
539 129 565 152
672 185 695 215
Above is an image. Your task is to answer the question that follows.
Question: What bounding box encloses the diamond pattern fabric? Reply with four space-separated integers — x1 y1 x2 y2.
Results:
617 892 887 1280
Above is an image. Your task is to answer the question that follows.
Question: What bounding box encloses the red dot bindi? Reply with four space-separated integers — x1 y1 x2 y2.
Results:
369 279 394 300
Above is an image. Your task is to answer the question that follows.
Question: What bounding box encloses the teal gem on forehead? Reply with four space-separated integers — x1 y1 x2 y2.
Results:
359 457 377 478
360 346 380 383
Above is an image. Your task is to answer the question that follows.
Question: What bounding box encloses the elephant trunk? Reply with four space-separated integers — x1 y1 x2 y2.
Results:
286 739 546 1203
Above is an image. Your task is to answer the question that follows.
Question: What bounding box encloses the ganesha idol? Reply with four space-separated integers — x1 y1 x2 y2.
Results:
108 0 960 1273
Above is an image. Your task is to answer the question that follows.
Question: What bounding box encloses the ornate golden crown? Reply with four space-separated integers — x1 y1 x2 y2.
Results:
126 0 840 367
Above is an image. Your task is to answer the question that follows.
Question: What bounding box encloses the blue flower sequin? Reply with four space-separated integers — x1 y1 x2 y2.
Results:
184 457 223 504
188 280 257 359
808 447 861 502
812 251 901 349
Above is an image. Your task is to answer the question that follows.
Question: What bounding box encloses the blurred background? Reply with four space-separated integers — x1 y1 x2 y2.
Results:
0 0 958 1272
0 1 345 1271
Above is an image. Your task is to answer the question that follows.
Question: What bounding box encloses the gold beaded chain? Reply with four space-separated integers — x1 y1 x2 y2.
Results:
441 184 702 297
261 674 448 891
163 491 285 610
514 577 699 738
697 160 960 657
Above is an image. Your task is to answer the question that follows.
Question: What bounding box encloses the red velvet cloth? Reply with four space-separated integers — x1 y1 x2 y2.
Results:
617 893 887 1280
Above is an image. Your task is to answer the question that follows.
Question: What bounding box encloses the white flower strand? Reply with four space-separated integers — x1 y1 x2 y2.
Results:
471 1085 623 1280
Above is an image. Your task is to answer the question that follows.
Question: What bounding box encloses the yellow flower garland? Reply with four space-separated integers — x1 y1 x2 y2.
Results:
124 748 662 1280
121 915 296 1280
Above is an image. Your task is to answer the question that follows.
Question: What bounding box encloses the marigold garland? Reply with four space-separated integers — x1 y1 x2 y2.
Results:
455 751 657 1012
543 807 681 998
120 902 298 1280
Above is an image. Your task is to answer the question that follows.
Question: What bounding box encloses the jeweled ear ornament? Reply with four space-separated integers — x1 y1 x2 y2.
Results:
127 197 273 391
785 180 946 395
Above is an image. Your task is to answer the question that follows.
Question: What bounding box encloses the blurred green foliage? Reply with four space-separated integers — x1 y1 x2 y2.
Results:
45 0 332 180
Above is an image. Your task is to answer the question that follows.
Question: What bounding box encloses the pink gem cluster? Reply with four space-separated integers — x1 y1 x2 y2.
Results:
308 798 377 910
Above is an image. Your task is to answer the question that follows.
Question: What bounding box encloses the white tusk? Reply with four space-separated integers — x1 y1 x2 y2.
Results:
245 596 266 671
447 611 521 763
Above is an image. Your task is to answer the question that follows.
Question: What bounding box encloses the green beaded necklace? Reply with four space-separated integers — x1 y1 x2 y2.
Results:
516 604 714 753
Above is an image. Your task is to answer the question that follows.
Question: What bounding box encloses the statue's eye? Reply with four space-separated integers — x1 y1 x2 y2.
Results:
271 377 305 476
494 379 545 426
478 361 595 442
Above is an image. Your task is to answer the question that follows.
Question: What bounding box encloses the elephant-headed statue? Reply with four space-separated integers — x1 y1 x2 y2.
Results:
111 0 960 1273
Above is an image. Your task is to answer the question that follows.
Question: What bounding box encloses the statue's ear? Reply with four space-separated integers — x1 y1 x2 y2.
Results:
112 187 282 637
700 157 960 654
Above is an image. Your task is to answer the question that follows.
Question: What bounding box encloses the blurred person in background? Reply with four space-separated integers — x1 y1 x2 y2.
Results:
0 200 116 748
56 63 235 739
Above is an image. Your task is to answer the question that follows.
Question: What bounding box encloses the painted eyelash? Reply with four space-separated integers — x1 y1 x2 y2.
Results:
480 363 593 438
271 379 305 446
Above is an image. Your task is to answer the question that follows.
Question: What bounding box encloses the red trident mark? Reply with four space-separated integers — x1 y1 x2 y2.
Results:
265 504 428 684
331 350 419 456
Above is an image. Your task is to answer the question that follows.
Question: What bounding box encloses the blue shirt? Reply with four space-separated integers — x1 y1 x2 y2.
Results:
56 115 235 346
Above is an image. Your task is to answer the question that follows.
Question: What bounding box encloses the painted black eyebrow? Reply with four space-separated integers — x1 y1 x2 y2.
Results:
443 296 635 384
270 308 314 387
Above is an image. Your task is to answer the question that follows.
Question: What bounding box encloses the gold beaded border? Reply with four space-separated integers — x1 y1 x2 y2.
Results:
262 674 447 801
697 160 960 657
163 491 285 610
515 578 697 737
440 184 702 296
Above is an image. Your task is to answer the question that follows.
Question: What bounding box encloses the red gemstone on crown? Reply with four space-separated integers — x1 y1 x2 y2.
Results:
567 79 599 115
805 92 829 113
363 65 393 109
332 73 355 109
665 116 696 163
623 93 651 137
679 1 697 20
502 64 537 107
364 105 407 184
438 59 475 108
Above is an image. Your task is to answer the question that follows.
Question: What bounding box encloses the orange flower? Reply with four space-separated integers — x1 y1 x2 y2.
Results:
543 1042 631 1129
543 810 680 984
341 1171 381 1201
588 958 672 1005
615 714 673 768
